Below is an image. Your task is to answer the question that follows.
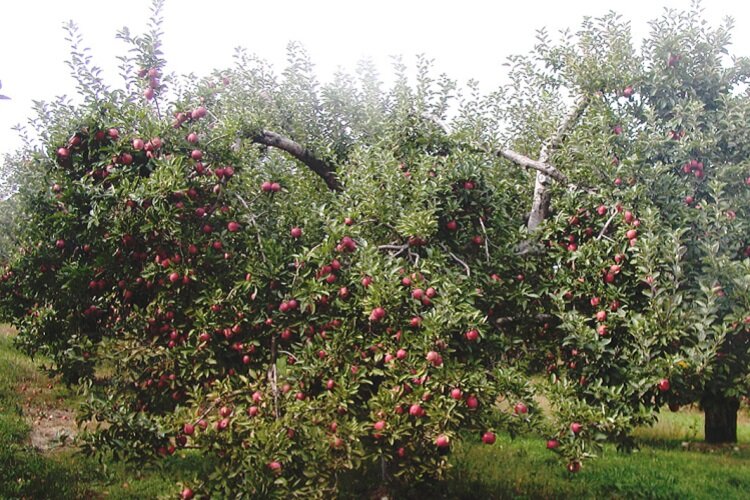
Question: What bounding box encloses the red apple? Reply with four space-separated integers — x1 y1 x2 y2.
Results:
595 311 607 322
570 422 582 434
435 435 450 448
482 431 496 445
290 227 302 239
227 221 240 232
567 461 581 473
426 350 443 366
657 378 671 392
369 307 386 322
546 439 559 449
181 487 194 499
514 402 528 415
450 388 462 400
191 106 207 120
465 329 479 341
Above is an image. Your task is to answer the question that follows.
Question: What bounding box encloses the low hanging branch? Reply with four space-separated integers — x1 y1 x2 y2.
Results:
527 95 590 231
245 130 342 191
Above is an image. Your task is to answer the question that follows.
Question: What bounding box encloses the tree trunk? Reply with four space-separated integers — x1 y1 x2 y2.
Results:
702 394 739 443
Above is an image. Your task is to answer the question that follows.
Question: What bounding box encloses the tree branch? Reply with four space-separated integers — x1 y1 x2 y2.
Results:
247 130 342 191
496 149 568 183
527 95 590 231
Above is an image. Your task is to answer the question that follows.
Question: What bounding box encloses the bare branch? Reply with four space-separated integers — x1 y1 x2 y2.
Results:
440 244 471 277
248 130 341 191
596 209 618 240
496 149 568 183
528 95 590 231
478 217 491 264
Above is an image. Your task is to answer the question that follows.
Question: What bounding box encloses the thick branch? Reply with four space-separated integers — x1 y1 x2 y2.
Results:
496 149 568 183
248 130 341 191
527 95 590 231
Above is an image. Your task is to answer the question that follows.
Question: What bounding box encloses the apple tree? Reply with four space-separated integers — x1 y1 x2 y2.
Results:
0 2 548 496
2 1 750 496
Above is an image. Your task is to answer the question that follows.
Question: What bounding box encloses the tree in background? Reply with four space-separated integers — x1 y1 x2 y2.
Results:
0 1 749 497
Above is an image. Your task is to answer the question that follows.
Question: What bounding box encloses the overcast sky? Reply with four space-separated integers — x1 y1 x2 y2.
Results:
1 0 748 156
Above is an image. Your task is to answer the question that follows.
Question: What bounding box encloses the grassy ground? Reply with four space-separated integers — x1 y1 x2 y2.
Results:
1 323 749 499
0 325 197 499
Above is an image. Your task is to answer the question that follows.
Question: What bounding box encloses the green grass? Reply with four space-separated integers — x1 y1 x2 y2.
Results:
0 326 198 499
2 323 750 499
442 432 750 500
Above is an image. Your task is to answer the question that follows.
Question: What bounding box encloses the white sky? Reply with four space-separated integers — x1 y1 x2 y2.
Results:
1 0 748 157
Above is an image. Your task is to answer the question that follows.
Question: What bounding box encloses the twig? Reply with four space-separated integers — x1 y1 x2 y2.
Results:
597 210 618 240
440 243 471 276
269 332 280 419
479 221 491 264
378 243 409 258
235 193 268 264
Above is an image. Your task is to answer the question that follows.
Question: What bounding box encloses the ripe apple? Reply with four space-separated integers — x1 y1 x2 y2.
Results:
435 435 450 448
183 423 195 435
466 395 479 409
290 227 302 239
465 329 479 341
546 439 559 449
482 431 496 445
657 378 671 392
369 307 386 322
186 132 198 143
567 461 581 473
268 461 282 474
626 229 637 240
412 288 424 300
514 402 528 415
181 487 194 499
595 311 607 322
190 149 203 160
450 388 463 400
191 106 207 120
227 221 240 232
396 348 408 360
570 422 582 434
623 85 634 98
409 404 425 417
446 220 458 231
426 350 443 367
